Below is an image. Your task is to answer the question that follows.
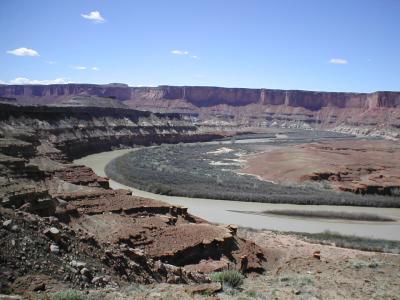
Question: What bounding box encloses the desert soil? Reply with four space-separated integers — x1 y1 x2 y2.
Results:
240 139 400 195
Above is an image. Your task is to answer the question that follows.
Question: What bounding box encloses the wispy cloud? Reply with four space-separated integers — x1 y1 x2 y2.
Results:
72 66 99 71
81 11 105 23
46 60 57 65
6 77 73 85
171 50 189 56
329 58 348 64
73 66 87 70
171 50 200 59
7 47 39 57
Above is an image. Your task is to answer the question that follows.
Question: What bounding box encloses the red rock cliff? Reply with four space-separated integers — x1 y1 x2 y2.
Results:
1 84 399 109
1 84 399 139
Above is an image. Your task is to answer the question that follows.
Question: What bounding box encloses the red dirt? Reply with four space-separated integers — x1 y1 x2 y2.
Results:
240 139 400 195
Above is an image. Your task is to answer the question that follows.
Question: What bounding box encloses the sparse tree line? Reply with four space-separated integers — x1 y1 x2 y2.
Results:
105 142 400 208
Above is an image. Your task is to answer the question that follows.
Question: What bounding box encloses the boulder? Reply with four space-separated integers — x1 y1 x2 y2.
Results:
313 250 321 260
49 243 60 253
2 220 12 229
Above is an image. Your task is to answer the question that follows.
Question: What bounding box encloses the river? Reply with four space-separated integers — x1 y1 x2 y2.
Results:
74 148 400 241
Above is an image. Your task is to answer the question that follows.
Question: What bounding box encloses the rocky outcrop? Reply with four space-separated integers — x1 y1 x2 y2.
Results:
53 165 109 189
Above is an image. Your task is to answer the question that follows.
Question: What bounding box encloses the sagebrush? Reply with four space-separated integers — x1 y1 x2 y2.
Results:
210 270 244 288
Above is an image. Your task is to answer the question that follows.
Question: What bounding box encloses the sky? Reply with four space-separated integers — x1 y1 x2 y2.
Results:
0 0 399 92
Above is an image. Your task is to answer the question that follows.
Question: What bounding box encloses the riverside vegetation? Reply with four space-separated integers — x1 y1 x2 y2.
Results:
105 141 400 207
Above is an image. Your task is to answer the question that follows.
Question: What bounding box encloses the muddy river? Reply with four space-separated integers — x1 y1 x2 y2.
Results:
75 148 400 241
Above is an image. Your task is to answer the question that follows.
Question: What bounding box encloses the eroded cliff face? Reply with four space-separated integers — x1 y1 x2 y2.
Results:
1 84 399 139
2 84 400 108
0 103 222 159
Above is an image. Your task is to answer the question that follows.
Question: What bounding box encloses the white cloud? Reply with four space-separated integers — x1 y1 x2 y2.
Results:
329 58 348 64
72 66 99 71
7 47 39 57
7 77 73 85
171 50 200 59
171 50 189 56
81 11 105 23
0 80 6 84
46 60 57 65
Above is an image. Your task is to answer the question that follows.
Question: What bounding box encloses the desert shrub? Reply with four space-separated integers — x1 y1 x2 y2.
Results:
279 275 314 287
391 188 400 196
210 270 244 289
245 289 258 297
277 275 314 297
350 259 381 269
51 289 90 300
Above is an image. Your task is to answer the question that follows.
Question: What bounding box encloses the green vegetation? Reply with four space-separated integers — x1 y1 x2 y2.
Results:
219 129 352 142
105 141 400 207
51 289 91 300
210 270 244 289
260 209 396 222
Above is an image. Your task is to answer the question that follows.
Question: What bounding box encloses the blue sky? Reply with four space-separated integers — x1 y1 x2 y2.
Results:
0 0 399 92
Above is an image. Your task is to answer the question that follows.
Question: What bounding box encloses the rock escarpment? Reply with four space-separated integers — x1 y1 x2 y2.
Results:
2 84 400 109
1 84 399 139
0 102 221 159
0 102 266 296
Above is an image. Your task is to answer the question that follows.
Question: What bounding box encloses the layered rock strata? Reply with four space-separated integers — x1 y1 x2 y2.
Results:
0 102 222 159
0 103 266 295
1 84 399 139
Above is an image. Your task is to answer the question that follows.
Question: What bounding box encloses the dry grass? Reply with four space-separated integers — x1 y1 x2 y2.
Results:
293 230 400 254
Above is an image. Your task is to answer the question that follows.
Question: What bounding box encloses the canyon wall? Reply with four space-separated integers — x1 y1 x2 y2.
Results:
0 103 222 160
1 84 400 109
1 84 400 139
